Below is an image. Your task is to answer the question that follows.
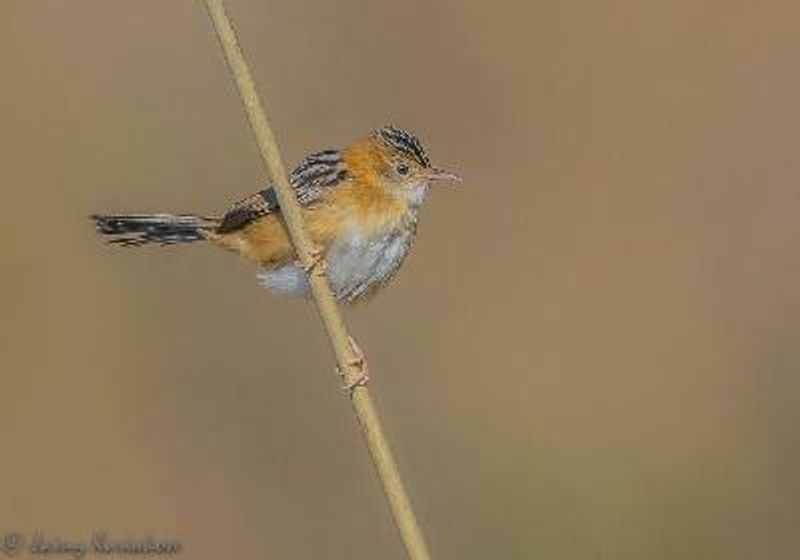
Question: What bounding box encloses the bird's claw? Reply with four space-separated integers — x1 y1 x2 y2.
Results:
303 245 327 275
337 336 370 392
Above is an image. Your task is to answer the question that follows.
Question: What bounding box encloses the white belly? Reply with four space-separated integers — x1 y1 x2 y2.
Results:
257 222 416 302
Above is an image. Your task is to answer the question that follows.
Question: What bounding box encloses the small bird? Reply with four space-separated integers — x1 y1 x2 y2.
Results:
92 126 459 385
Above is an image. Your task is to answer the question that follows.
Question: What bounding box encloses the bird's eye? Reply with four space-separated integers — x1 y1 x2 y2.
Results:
395 162 410 176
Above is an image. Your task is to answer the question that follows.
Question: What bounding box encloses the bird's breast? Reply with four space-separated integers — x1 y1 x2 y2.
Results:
325 215 418 301
256 210 419 302
257 183 425 302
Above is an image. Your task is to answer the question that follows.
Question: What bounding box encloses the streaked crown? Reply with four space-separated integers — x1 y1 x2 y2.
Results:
374 125 431 168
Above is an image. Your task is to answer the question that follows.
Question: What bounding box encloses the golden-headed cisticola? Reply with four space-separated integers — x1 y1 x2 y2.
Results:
92 126 460 303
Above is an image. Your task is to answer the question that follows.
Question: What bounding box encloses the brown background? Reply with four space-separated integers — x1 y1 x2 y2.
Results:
1 1 799 558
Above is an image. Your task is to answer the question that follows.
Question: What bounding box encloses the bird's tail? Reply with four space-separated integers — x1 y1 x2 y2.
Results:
91 213 219 247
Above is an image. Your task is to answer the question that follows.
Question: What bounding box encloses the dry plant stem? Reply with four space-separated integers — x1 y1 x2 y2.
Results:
202 2 432 559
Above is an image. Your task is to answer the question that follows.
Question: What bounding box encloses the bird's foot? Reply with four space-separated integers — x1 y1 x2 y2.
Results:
303 245 327 276
337 336 370 392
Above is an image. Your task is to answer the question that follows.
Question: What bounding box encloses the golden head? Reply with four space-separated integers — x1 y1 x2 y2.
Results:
342 126 460 204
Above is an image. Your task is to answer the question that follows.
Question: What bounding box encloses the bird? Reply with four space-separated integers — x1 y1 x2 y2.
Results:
92 125 459 387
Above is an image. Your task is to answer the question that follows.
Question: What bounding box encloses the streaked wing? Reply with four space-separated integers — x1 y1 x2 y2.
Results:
216 188 278 233
217 149 347 233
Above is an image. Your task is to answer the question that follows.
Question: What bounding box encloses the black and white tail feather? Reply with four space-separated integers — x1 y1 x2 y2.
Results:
91 213 217 247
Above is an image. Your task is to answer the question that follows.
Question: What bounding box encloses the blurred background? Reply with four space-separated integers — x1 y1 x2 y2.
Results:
1 1 799 558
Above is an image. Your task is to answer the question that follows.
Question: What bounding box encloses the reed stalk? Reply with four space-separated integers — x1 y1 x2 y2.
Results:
202 2 433 559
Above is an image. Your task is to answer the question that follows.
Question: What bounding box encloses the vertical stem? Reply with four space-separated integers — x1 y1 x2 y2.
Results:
201 2 432 559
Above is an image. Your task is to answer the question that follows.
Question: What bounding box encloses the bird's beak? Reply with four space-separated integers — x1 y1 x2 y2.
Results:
425 166 462 184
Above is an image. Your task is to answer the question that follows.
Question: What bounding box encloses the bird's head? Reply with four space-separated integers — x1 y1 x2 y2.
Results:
343 126 460 207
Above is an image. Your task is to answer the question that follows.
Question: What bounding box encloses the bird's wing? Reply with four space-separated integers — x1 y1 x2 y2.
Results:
216 188 280 233
217 149 347 233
